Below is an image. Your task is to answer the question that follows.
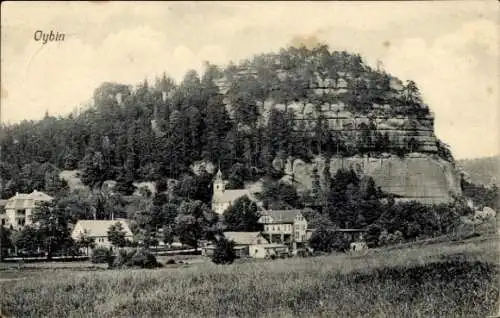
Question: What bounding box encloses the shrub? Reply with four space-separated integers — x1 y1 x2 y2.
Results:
112 249 134 268
91 247 113 264
309 227 350 253
211 237 236 265
125 249 163 269
166 259 176 265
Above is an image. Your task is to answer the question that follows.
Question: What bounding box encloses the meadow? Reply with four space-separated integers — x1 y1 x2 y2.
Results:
1 235 499 318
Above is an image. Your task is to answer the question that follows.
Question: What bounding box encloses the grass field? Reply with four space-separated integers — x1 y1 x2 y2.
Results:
1 235 499 318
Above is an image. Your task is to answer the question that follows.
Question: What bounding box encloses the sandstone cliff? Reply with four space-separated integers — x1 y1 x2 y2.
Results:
273 154 461 204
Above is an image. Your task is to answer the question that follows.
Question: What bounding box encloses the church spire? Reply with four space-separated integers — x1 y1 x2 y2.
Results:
214 167 225 193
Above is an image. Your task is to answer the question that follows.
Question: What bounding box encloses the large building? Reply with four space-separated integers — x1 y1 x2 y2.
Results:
258 209 309 250
2 190 53 229
211 169 261 215
71 219 134 249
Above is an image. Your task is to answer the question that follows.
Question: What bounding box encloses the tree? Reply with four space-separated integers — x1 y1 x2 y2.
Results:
260 180 301 209
31 201 74 259
162 225 174 245
211 235 236 265
80 150 108 188
308 226 349 253
77 230 96 255
227 163 248 189
174 200 217 247
174 214 199 248
223 196 261 232
107 222 128 248
365 223 382 247
0 226 13 259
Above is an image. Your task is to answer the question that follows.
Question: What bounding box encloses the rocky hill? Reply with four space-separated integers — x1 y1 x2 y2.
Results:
208 46 460 204
0 44 461 204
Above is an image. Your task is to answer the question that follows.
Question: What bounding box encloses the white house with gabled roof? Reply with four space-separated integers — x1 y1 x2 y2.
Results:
71 219 133 249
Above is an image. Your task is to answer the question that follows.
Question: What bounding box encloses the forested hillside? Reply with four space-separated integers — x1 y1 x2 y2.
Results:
0 44 453 199
458 156 500 186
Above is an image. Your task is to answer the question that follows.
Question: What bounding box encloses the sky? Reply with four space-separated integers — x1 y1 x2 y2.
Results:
1 1 498 159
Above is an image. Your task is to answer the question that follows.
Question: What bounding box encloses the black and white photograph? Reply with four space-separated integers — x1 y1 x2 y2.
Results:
1 1 499 317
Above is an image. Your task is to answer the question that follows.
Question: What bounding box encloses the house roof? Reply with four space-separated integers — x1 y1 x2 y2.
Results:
212 189 251 204
72 219 133 238
223 231 267 245
257 243 288 249
5 190 53 210
260 209 305 223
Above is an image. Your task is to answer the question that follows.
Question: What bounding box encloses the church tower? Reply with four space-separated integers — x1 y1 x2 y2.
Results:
213 169 225 193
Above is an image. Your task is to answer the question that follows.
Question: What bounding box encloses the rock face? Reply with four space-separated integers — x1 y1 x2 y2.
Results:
211 48 461 204
190 160 216 175
282 155 462 205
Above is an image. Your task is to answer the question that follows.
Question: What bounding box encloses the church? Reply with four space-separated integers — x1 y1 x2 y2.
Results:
211 169 259 215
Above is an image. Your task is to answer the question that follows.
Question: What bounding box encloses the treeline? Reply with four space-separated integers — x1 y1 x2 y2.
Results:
461 178 499 210
1 44 444 199
308 168 474 252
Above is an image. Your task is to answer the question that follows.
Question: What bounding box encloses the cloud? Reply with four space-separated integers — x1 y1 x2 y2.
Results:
1 2 498 159
381 19 499 159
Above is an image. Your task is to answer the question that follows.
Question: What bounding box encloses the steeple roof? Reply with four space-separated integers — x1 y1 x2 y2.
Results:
215 168 223 181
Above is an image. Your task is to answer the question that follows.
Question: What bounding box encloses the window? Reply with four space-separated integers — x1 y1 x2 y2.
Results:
1 219 5 226
18 218 26 226
17 209 26 215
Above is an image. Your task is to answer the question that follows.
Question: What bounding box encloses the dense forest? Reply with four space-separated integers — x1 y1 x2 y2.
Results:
1 44 451 199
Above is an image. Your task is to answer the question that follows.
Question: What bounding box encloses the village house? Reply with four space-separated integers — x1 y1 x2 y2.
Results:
211 169 261 215
202 231 289 259
258 209 309 251
3 190 53 229
202 232 289 258
202 231 267 258
250 243 289 259
71 219 134 250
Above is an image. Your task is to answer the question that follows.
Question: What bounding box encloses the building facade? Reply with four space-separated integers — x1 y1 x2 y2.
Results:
258 209 309 250
211 169 256 215
3 190 53 229
71 219 134 250
202 231 269 258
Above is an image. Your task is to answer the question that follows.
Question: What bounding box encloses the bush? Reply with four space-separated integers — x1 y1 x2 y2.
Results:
91 247 113 264
309 227 350 253
211 237 236 265
127 249 162 269
110 248 162 269
166 259 176 265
